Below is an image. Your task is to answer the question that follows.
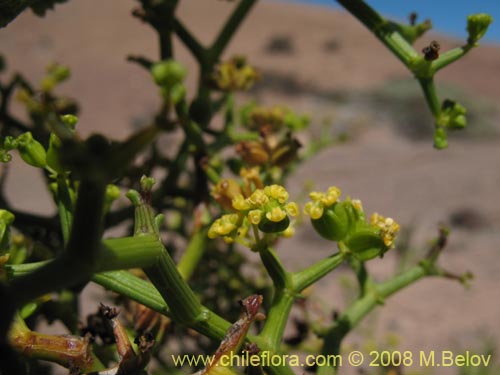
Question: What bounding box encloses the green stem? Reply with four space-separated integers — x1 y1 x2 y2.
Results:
107 125 161 178
432 45 473 73
258 289 295 352
258 246 291 290
317 265 429 375
144 247 204 326
6 235 165 278
293 252 346 292
92 270 169 314
418 77 441 117
55 176 73 245
336 0 418 65
177 229 207 280
209 0 258 63
173 18 206 63
0 175 107 341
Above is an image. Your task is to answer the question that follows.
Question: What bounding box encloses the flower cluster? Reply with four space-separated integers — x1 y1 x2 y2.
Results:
303 186 342 219
208 171 298 246
212 56 259 92
303 186 400 260
370 213 400 248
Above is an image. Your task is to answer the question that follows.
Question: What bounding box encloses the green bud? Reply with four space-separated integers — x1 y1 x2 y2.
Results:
16 132 47 168
126 189 141 207
46 133 63 173
4 136 18 150
345 226 386 261
0 209 15 251
60 114 78 130
0 150 11 163
140 175 156 193
169 84 186 104
433 127 448 150
467 14 493 45
311 201 350 241
451 114 467 129
151 60 187 88
258 215 290 233
283 111 310 130
105 184 121 203
51 65 71 82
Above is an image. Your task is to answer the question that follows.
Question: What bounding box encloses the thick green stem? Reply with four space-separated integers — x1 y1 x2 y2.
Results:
173 18 206 63
144 248 204 326
0 174 107 345
7 235 166 278
317 265 429 375
209 0 258 63
432 45 472 73
258 246 291 289
258 289 295 352
293 252 346 292
418 78 441 117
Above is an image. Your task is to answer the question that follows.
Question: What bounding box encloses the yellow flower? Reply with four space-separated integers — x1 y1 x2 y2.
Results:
285 202 299 217
232 194 250 211
208 214 240 239
266 207 286 222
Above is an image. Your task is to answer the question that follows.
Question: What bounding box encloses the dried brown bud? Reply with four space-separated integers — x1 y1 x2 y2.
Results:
236 141 269 166
211 179 243 211
422 40 440 61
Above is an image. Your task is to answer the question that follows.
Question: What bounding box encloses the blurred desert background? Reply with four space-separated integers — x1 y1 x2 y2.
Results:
1 0 500 374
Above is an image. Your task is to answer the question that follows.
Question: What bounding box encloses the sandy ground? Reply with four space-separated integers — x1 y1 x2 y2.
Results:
1 1 500 374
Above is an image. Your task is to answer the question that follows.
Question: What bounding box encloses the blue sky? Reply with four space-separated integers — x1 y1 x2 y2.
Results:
278 0 499 43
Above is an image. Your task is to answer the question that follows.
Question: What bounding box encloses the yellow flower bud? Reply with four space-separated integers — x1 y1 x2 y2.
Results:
285 202 299 217
232 194 251 211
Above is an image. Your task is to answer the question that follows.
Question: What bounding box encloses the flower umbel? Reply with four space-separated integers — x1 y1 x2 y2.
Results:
370 213 400 248
208 183 298 247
